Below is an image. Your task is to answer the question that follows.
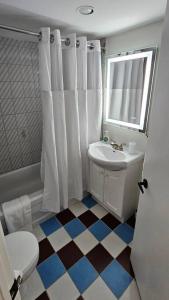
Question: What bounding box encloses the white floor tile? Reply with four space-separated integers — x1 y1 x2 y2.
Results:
83 277 116 300
101 232 127 257
74 229 98 254
48 227 71 251
90 204 108 219
69 198 79 206
129 241 133 248
20 270 44 300
69 201 88 217
47 273 80 300
120 280 141 300
32 224 45 242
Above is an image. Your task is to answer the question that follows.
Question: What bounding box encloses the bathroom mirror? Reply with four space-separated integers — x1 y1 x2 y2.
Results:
105 49 156 132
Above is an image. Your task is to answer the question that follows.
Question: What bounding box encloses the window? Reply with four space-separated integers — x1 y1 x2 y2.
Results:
104 49 156 131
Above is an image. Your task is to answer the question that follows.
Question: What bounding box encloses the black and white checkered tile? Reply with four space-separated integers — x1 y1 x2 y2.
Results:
21 196 140 300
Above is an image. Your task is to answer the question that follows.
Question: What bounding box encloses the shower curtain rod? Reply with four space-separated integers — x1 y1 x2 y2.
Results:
0 24 40 37
0 24 105 50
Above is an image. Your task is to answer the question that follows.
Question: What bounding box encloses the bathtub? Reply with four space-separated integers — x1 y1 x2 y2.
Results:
0 163 53 232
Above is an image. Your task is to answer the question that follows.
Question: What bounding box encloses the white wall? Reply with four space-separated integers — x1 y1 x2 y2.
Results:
104 20 163 152
0 29 37 42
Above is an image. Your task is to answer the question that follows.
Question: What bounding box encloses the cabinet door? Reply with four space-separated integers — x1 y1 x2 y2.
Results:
104 169 126 216
90 161 104 202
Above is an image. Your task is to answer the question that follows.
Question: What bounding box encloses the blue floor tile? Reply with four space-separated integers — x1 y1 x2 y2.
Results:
82 195 97 208
64 218 86 238
37 254 65 289
101 260 133 298
68 256 98 293
114 223 134 244
89 220 111 241
40 216 62 236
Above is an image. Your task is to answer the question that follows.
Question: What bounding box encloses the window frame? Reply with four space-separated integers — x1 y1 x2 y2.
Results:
104 48 157 132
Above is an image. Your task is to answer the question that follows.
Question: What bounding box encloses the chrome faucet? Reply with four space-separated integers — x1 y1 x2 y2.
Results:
110 142 124 151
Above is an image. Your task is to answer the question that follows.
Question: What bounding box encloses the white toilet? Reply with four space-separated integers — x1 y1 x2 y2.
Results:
5 231 39 282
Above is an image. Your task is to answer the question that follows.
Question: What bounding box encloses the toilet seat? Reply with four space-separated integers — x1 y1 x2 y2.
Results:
5 231 39 281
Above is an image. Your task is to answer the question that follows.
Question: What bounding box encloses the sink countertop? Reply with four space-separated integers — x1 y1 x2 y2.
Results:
88 141 144 170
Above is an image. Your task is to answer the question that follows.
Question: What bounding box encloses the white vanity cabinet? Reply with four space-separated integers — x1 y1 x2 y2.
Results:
90 162 104 202
104 169 126 217
89 160 142 222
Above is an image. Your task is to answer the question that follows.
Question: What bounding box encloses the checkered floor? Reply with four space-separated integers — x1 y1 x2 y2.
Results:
20 196 141 300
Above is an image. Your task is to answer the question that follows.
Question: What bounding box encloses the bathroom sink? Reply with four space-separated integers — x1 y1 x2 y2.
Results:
88 141 144 170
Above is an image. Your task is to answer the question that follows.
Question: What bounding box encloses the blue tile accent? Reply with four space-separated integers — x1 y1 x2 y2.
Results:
114 223 134 244
101 260 133 298
82 195 97 208
89 220 111 241
68 256 98 293
37 254 65 289
64 218 86 238
40 217 61 236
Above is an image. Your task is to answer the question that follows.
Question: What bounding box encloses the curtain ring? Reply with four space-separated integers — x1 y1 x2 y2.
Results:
50 34 54 43
65 38 70 46
76 40 80 48
38 32 42 42
89 43 94 50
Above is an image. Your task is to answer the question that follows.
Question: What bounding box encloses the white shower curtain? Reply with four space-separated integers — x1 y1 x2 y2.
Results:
39 28 102 212
39 28 60 212
76 37 88 190
87 41 102 144
50 30 68 209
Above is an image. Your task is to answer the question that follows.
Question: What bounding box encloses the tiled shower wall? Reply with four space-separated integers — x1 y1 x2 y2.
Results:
0 36 42 174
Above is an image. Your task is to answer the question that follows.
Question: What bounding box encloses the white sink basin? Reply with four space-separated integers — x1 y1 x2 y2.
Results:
88 141 144 170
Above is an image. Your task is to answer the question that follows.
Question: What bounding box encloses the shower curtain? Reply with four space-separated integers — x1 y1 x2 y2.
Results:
87 41 102 143
39 28 102 212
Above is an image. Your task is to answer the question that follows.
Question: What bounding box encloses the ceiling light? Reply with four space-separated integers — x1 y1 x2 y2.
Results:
77 6 94 15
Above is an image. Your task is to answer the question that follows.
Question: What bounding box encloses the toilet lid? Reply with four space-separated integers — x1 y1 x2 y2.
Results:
5 231 39 276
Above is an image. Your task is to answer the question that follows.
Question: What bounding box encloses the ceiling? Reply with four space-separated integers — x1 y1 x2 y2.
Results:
0 0 167 38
